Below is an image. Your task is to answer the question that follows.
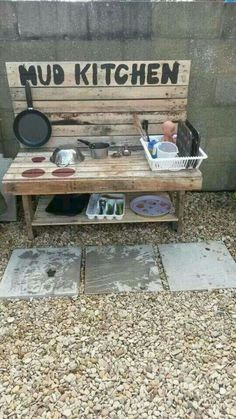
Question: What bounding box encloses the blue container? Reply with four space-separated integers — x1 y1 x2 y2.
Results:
148 139 158 158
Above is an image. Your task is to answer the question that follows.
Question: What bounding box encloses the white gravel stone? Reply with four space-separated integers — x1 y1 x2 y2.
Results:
219 387 226 395
0 192 235 417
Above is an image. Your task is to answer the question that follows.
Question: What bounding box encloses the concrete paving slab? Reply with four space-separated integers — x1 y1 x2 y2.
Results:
85 245 162 294
159 241 236 291
0 155 17 221
0 247 81 299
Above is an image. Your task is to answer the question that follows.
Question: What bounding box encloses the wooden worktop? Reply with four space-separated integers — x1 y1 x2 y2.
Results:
3 149 202 195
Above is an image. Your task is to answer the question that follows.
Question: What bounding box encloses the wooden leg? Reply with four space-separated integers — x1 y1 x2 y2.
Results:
174 191 185 234
22 196 34 239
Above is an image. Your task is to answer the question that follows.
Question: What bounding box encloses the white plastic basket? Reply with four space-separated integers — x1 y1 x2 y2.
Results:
140 137 208 171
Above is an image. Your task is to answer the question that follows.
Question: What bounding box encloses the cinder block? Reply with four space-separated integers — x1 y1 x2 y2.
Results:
17 1 41 39
17 1 89 40
123 38 190 61
215 76 236 105
55 40 124 61
122 2 152 40
0 74 13 112
0 131 4 154
0 90 12 113
152 3 223 39
56 2 88 39
0 40 57 63
37 2 60 38
88 2 151 40
188 39 219 76
187 106 236 139
217 40 236 74
221 5 236 39
188 73 216 107
88 2 124 40
0 156 17 221
202 161 236 191
0 111 19 158
0 2 18 40
204 136 236 163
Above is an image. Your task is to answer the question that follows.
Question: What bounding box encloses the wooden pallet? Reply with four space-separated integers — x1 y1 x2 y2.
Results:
6 60 190 149
3 60 203 238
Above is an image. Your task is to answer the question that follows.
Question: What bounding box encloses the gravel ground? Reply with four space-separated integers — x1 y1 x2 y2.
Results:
0 192 236 418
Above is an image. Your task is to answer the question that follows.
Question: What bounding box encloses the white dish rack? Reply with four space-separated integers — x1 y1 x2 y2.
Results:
140 137 208 172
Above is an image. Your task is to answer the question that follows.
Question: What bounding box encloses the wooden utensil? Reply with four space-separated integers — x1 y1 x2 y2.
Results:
132 114 148 142
142 119 150 142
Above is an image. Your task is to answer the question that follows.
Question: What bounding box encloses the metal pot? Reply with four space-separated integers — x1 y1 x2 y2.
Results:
50 145 85 167
78 139 109 159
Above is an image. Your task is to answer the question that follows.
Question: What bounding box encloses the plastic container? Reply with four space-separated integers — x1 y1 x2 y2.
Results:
115 199 125 220
140 137 208 171
86 194 125 220
146 135 162 158
106 199 116 220
152 141 179 169
154 141 178 159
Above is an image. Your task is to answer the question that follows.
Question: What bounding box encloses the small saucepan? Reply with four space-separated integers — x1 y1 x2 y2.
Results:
78 139 109 159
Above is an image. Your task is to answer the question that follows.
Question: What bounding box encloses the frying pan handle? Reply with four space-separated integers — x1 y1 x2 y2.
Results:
77 138 90 146
25 81 33 109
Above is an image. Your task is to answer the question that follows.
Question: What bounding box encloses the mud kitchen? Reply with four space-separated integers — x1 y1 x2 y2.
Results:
15 61 183 87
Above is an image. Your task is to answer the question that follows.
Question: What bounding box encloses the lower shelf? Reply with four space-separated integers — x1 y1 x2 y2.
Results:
32 194 178 226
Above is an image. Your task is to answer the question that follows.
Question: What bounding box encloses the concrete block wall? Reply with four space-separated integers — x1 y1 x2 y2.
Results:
0 0 235 190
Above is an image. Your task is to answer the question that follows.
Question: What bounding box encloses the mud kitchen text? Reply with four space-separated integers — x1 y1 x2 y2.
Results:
18 62 181 86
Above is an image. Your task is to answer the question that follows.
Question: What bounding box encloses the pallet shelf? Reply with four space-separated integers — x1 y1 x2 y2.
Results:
32 194 178 226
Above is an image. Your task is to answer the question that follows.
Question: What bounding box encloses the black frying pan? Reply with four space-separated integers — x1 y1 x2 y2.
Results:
13 81 51 147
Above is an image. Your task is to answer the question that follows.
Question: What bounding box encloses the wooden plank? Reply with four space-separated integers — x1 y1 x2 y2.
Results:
10 163 150 171
22 196 34 239
6 61 191 87
13 152 145 163
13 152 145 162
32 195 178 226
13 99 187 113
175 191 185 234
4 170 161 179
20 138 136 149
10 86 188 101
51 123 176 137
7 164 150 174
40 111 187 125
32 210 178 226
13 149 144 158
8 154 150 171
49 123 176 137
3 169 202 195
18 137 142 149
6 151 202 175
3 162 202 179
3 177 202 195
12 159 148 169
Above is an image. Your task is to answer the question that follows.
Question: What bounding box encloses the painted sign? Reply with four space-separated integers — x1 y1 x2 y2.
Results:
6 61 190 87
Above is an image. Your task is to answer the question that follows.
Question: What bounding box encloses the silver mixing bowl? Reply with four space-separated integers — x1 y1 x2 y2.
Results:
50 146 85 167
